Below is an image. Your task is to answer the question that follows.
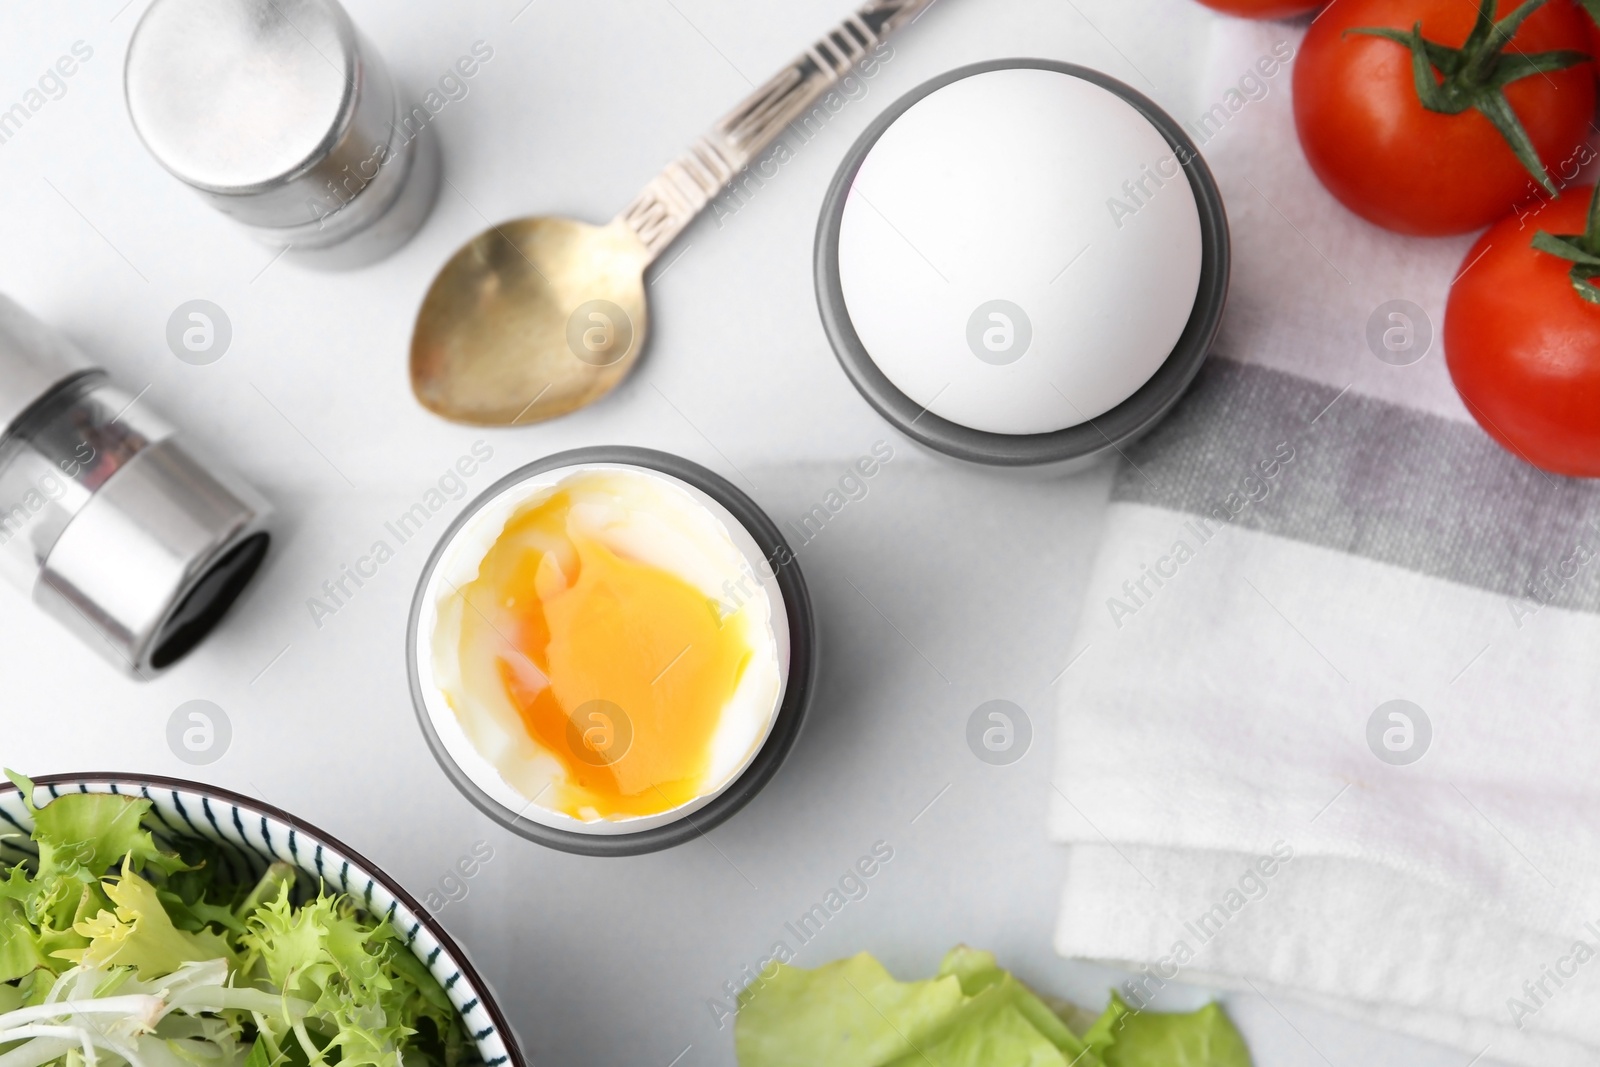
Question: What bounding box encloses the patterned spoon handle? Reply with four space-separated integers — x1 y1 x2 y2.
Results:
617 0 937 261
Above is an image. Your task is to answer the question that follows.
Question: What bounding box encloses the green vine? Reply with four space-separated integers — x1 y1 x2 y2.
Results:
1349 0 1587 195
1534 184 1600 305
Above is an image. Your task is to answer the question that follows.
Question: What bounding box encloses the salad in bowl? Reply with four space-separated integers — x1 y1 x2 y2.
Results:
0 773 520 1067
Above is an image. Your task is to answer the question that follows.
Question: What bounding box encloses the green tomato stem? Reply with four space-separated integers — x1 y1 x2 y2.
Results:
1347 0 1585 195
1533 185 1600 304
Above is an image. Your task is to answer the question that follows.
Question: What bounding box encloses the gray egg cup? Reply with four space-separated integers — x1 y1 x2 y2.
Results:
816 59 1231 470
407 447 816 857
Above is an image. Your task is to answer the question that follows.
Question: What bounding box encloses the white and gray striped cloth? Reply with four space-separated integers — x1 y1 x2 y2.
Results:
1049 16 1600 1067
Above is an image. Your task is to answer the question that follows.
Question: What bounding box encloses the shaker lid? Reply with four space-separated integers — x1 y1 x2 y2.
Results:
125 0 358 194
0 295 93 437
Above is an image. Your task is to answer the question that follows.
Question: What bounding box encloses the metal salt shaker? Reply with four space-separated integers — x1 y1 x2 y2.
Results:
0 296 271 678
124 0 441 269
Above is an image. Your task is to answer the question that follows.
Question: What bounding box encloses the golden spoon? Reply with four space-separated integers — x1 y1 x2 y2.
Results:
410 0 936 426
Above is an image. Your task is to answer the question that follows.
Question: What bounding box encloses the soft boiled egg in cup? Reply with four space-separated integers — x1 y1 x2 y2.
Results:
408 447 815 856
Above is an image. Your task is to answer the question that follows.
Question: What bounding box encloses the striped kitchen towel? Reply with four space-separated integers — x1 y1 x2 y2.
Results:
1048 14 1600 1067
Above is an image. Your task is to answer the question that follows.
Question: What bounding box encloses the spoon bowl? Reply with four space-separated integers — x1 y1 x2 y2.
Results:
411 217 650 425
409 0 937 427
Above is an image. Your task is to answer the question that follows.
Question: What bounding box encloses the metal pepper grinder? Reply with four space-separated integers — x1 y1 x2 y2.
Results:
0 296 271 678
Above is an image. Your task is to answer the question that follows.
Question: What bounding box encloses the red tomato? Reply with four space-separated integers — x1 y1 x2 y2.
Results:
1195 0 1323 16
1294 0 1595 236
1446 187 1600 476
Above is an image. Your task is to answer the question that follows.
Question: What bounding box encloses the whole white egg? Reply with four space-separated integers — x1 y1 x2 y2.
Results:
836 66 1206 436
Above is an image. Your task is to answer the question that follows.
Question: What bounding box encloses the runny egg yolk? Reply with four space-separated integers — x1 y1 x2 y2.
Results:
453 489 754 820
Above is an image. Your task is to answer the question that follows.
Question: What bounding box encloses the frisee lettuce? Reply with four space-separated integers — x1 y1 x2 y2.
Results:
0 772 465 1067
735 946 1251 1067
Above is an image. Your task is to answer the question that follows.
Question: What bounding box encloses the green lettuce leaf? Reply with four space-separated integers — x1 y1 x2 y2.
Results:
736 952 968 1066
0 977 21 1014
935 947 1095 1061
240 889 459 1067
882 1000 1071 1067
242 1036 276 1067
0 897 58 983
6 771 179 884
0 772 182 980
59 863 235 978
734 947 1250 1067
735 948 1092 1067
1084 993 1251 1067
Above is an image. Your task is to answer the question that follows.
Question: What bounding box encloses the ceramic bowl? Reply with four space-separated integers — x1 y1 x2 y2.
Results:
0 773 525 1067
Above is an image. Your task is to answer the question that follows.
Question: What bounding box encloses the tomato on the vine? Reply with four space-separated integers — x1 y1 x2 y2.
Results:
1446 185 1600 477
1294 0 1594 236
1195 0 1323 17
